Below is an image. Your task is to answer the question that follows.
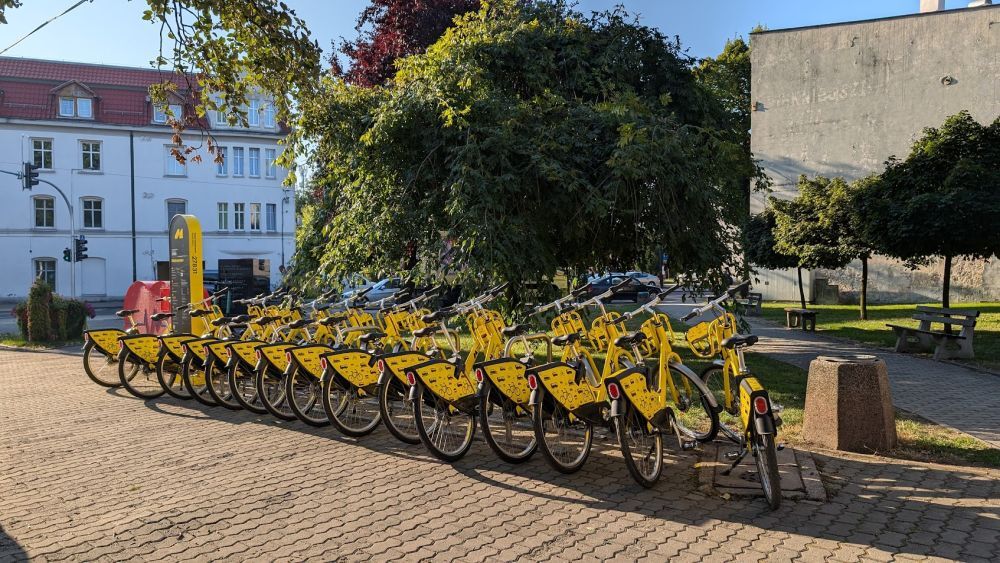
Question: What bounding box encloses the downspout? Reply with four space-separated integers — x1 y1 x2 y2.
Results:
130 131 137 281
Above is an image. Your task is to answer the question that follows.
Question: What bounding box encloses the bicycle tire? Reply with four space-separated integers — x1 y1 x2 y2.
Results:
413 382 476 463
755 433 782 510
615 402 663 488
285 366 328 427
255 366 296 421
479 380 535 464
668 363 718 443
323 376 380 437
205 356 242 410
377 379 420 444
118 352 164 400
228 362 267 414
156 351 192 400
182 357 218 406
83 342 121 387
532 387 593 474
700 365 738 415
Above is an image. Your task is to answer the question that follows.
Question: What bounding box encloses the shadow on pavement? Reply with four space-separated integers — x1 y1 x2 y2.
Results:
0 524 28 562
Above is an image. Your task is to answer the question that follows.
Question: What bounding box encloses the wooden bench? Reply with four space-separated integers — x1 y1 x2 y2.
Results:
785 308 817 331
886 306 979 360
736 292 763 316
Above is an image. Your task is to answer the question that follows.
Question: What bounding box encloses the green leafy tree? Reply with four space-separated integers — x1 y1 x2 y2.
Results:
771 176 855 311
744 208 799 305
26 278 53 342
856 111 1000 308
291 1 755 293
837 175 881 319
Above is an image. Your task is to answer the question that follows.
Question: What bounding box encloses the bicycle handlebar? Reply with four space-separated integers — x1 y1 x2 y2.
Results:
681 280 751 322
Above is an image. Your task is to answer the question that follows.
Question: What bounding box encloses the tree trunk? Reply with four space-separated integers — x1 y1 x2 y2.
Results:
942 255 952 309
797 266 806 310
860 255 869 321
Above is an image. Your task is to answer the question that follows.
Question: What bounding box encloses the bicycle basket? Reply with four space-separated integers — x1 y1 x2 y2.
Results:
685 320 717 358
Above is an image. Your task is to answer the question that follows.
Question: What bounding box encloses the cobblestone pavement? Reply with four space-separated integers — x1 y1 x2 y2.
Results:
656 300 1000 449
2 348 1000 562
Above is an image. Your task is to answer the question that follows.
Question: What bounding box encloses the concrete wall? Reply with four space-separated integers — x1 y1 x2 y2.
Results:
0 121 295 299
749 5 1000 302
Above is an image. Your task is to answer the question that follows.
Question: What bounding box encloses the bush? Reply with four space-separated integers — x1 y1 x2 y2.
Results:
13 287 94 343
26 279 53 342
11 302 28 340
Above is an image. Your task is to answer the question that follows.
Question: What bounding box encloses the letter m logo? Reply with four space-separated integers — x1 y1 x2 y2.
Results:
174 228 184 240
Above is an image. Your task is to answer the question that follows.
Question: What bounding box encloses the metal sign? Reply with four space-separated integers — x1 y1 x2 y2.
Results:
168 214 204 334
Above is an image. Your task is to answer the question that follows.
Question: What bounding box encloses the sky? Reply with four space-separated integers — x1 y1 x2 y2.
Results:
0 0 981 68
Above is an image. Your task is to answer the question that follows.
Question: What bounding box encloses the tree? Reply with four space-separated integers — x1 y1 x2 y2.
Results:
291 1 755 293
338 0 480 87
745 208 799 305
856 111 1000 308
837 175 880 319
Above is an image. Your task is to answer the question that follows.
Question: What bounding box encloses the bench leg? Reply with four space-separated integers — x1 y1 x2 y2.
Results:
786 312 799 328
933 338 975 361
802 316 816 331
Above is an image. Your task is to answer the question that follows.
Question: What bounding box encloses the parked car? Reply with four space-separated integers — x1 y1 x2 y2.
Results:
344 277 403 303
581 275 660 303
587 271 660 288
340 274 375 298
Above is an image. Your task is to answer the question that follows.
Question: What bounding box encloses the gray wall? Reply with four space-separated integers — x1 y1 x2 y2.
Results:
749 5 1000 303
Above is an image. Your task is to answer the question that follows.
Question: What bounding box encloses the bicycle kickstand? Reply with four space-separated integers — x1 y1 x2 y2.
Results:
669 413 697 452
720 448 748 476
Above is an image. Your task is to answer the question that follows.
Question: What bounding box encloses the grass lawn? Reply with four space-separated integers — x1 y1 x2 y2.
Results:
0 333 82 349
761 301 1000 372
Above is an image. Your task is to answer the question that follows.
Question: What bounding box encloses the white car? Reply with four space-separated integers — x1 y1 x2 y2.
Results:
588 271 660 288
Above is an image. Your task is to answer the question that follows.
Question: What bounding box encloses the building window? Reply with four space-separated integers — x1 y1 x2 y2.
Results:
153 103 183 124
233 203 245 230
214 109 227 126
165 148 186 176
264 148 277 179
216 147 228 176
263 103 276 128
249 203 261 231
266 203 277 231
81 141 101 171
34 258 56 288
248 148 260 178
249 99 260 127
34 196 55 228
82 198 103 229
59 96 92 118
32 139 53 170
166 199 187 226
217 202 229 230
232 147 244 176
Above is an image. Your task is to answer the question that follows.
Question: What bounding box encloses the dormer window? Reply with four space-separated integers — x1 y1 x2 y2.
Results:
59 96 92 118
153 103 183 124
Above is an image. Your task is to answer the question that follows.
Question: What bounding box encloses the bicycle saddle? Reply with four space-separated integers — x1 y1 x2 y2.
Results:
231 315 251 323
227 323 248 330
552 332 582 347
318 315 347 326
422 309 457 323
314 303 332 312
190 309 212 318
115 309 139 318
359 331 387 345
254 315 281 325
720 334 758 349
210 317 233 327
150 312 173 322
287 319 314 329
501 323 530 338
413 326 441 338
614 331 647 349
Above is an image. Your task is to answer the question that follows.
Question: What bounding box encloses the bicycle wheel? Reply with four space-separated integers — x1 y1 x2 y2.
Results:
413 382 476 462
377 379 420 444
532 387 593 474
755 433 782 510
700 365 738 415
255 367 296 421
119 352 164 400
83 343 121 387
479 380 535 464
323 377 380 437
157 352 192 400
616 402 663 488
229 363 266 414
668 364 718 443
182 359 217 406
285 366 328 427
205 357 241 410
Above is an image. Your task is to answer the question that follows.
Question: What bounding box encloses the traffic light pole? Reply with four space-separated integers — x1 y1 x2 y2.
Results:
35 178 76 299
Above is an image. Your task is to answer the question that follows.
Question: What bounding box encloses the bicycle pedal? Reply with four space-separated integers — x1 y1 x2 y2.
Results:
681 440 696 451
771 402 784 414
724 451 742 461
777 443 785 451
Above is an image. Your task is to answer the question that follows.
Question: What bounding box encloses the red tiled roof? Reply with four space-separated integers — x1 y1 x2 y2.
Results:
0 57 200 128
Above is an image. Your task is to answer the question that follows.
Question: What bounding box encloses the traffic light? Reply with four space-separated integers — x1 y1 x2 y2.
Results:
74 236 88 262
63 248 72 262
22 162 38 190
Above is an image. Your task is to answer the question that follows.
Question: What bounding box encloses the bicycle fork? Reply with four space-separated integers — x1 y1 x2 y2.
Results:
721 377 782 475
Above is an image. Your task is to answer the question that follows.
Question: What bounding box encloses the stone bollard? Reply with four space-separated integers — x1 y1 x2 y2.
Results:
803 355 897 453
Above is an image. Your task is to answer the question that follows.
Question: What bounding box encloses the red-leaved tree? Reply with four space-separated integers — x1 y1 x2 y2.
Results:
338 0 479 87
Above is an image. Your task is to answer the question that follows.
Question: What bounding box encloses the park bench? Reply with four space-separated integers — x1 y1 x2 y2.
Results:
886 306 979 361
736 292 763 316
784 308 817 331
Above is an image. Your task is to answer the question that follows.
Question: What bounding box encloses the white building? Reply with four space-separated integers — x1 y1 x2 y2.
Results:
0 57 295 299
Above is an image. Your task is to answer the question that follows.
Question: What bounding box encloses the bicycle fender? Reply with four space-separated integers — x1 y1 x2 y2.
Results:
408 382 419 401
528 387 541 406
608 398 623 419
755 413 776 436
377 369 392 385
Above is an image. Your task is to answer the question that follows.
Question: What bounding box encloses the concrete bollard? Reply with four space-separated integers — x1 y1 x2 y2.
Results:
803 355 897 453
